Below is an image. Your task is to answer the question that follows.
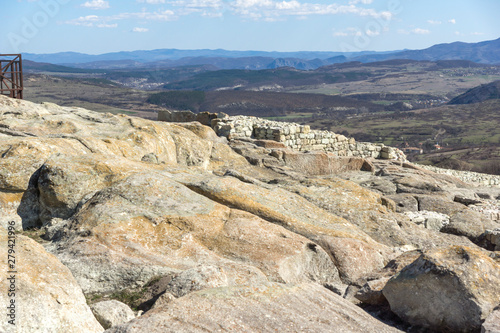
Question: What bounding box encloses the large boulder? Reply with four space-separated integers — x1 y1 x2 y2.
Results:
46 172 263 294
105 283 403 333
91 300 136 329
174 172 389 283
36 154 155 224
383 246 500 332
282 151 373 175
276 177 407 247
205 209 341 286
443 209 500 242
47 172 340 294
0 227 103 333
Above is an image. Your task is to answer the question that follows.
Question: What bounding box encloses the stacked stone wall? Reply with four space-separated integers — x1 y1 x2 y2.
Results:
420 165 500 187
211 115 406 161
158 110 407 161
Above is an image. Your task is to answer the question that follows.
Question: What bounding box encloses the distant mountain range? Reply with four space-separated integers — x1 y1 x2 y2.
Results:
24 48 392 62
352 38 500 64
22 37 500 71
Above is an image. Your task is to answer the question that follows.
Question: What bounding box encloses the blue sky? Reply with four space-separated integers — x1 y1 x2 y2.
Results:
2 0 499 54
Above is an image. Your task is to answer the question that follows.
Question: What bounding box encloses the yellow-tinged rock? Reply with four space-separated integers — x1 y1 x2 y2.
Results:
0 227 104 333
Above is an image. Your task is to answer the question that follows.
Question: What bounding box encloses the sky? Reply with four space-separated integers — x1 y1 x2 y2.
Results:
1 0 499 55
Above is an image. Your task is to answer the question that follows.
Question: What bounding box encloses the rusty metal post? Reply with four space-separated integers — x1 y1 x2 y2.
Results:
0 54 24 99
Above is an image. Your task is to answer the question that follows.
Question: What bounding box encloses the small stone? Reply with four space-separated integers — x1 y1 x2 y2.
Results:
91 300 136 330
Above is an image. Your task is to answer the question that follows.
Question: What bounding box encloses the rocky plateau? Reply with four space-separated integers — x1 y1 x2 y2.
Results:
1 94 500 332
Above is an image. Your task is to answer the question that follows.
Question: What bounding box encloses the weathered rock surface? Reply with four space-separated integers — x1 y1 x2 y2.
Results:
282 151 374 175
91 300 136 329
482 306 500 333
46 171 341 293
105 283 403 333
383 246 500 332
0 227 104 333
2 95 500 332
174 172 388 283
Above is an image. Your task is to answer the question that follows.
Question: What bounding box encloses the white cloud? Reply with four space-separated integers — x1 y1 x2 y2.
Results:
64 10 176 27
412 28 430 34
64 15 100 27
333 31 349 37
448 18 456 24
170 0 224 16
276 0 301 10
133 27 149 32
427 20 441 25
349 0 373 4
333 27 362 37
398 28 430 35
366 29 379 36
137 0 165 3
202 11 224 17
96 23 117 28
68 0 395 25
455 31 485 36
81 0 110 10
230 1 393 21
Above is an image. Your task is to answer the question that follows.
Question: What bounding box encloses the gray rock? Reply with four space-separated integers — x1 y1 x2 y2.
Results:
385 194 418 212
415 194 464 214
383 246 500 332
166 265 230 298
403 211 450 231
360 178 398 195
354 277 390 305
395 174 444 194
444 209 499 242
484 229 500 251
482 307 500 333
105 283 403 333
150 293 176 310
454 195 483 206
91 300 136 329
141 153 159 164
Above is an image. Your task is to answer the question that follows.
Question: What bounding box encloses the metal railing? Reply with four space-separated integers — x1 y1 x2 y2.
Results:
0 54 24 99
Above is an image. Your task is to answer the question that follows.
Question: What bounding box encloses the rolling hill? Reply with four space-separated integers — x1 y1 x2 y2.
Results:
449 80 500 104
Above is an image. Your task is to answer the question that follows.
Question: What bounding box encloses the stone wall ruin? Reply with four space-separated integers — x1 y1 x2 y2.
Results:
158 109 407 161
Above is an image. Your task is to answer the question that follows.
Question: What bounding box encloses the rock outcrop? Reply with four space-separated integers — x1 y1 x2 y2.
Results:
1 95 500 332
0 227 104 333
105 283 403 333
383 246 500 332
91 300 136 330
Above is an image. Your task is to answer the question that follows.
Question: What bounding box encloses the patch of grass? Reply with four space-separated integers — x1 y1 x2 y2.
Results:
84 275 165 311
18 228 48 243
264 112 314 121
86 293 104 304
108 290 145 311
